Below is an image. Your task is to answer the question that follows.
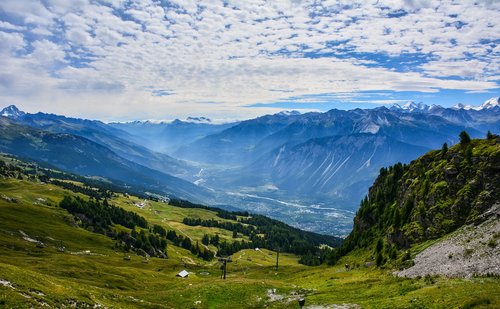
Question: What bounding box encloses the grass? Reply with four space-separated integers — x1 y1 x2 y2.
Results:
0 177 499 308
110 194 250 244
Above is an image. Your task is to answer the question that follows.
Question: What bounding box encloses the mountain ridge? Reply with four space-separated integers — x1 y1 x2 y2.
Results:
0 107 198 180
1 99 498 235
0 117 213 203
332 135 500 274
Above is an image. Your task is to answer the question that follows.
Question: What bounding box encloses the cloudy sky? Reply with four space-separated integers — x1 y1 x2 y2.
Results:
0 0 498 121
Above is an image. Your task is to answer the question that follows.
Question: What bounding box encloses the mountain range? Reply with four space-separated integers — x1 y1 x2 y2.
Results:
176 98 499 213
0 115 213 204
109 118 237 155
0 98 498 235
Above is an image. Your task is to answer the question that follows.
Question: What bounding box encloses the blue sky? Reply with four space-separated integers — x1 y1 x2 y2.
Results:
0 0 498 121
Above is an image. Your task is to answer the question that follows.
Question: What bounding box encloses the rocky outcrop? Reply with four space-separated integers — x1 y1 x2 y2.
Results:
397 204 500 278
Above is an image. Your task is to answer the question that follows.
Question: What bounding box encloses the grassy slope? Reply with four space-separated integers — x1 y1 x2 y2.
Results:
0 179 499 308
110 194 250 245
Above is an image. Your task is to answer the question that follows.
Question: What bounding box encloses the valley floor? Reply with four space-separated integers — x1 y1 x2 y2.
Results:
0 210 497 306
1 244 499 308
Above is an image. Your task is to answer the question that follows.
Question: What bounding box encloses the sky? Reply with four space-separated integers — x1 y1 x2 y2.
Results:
0 0 499 122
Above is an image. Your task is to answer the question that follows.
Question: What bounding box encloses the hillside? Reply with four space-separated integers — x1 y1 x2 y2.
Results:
0 117 213 203
0 107 197 180
243 133 428 206
1 153 499 307
336 135 499 276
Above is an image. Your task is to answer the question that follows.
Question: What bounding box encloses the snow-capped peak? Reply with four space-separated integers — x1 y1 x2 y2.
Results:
453 97 499 111
276 110 301 116
391 101 429 112
1 105 25 118
428 104 442 111
453 102 479 110
480 97 499 110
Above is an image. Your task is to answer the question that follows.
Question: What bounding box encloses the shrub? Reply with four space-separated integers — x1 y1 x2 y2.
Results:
487 239 496 248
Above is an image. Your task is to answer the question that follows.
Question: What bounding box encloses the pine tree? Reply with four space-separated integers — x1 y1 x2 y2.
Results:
202 234 209 245
441 142 448 156
393 207 401 228
459 131 471 146
465 144 473 163
487 130 495 140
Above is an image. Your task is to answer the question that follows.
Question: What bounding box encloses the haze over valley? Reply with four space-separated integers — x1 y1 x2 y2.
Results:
2 99 498 235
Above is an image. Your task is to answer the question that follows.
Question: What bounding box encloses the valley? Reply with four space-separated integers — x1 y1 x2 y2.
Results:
2 100 498 236
0 152 498 308
0 102 499 308
1 1 499 307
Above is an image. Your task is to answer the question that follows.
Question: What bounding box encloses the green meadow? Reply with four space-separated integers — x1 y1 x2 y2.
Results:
0 178 498 308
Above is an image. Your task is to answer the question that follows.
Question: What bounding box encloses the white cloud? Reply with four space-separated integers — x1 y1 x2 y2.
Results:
0 0 55 26
30 39 67 66
0 21 25 31
0 0 498 120
0 31 25 54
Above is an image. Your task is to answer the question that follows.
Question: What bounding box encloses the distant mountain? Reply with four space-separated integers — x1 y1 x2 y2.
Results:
453 97 499 111
481 97 500 110
0 117 213 203
0 106 197 180
174 111 305 164
390 101 433 112
110 118 238 155
177 98 499 211
1 105 25 119
241 133 429 206
177 102 498 166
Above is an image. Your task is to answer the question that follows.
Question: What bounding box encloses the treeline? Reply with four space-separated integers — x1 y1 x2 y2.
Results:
241 215 341 248
183 218 255 236
59 196 167 258
200 232 253 256
169 198 249 220
183 214 342 260
49 179 113 200
164 229 214 261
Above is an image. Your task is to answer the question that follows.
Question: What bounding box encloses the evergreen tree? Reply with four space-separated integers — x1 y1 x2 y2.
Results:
486 130 495 140
376 252 384 266
465 144 473 163
441 142 448 156
201 234 209 246
375 238 384 253
459 131 471 146
393 207 401 228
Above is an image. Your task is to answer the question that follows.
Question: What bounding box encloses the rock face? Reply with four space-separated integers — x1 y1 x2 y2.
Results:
397 204 500 278
244 133 428 205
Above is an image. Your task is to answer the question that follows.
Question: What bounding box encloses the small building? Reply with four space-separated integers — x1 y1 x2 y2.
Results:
176 270 189 278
